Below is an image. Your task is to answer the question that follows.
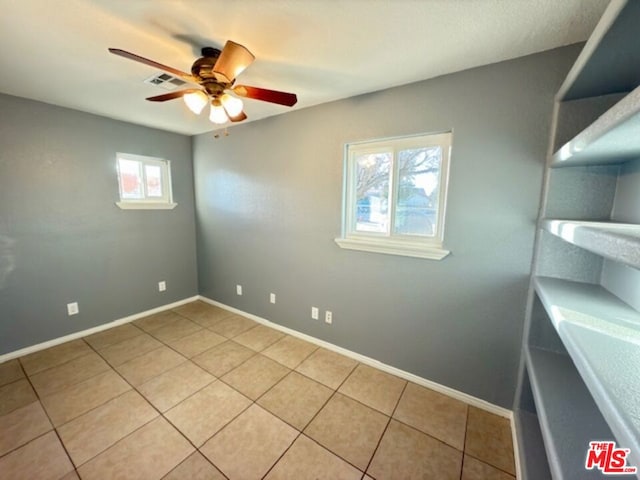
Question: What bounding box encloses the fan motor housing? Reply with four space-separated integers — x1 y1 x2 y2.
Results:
191 47 221 79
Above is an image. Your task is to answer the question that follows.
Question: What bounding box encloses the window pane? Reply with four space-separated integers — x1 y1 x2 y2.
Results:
118 158 143 199
394 147 441 236
144 164 163 198
354 152 391 233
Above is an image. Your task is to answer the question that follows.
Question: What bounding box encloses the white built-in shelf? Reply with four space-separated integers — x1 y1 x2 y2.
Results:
514 409 552 480
558 0 640 101
551 85 640 167
543 220 640 269
534 276 640 470
526 346 631 479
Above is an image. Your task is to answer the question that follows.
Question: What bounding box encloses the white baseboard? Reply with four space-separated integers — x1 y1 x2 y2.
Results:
0 296 199 363
199 295 513 420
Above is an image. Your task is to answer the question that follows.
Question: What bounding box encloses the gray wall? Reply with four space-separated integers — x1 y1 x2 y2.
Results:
0 94 198 355
193 46 580 408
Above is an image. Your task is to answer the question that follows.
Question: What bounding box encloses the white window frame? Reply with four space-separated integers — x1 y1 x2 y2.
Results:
335 132 452 260
115 153 177 210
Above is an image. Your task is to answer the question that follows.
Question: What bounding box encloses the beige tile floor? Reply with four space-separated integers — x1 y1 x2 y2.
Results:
0 301 516 479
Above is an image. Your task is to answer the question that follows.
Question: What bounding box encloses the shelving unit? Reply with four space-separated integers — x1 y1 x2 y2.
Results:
514 1 640 478
551 86 640 167
526 346 621 479
534 276 640 470
543 220 640 269
514 408 552 479
557 0 640 101
534 276 640 331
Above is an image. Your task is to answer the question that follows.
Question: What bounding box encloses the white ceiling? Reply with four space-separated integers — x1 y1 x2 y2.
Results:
0 0 608 136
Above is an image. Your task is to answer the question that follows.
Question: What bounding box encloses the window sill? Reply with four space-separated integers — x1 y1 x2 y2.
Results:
116 202 178 210
334 237 450 260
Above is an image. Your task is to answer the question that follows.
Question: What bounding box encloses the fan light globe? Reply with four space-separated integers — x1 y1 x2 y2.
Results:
220 94 244 118
183 91 208 114
209 103 228 124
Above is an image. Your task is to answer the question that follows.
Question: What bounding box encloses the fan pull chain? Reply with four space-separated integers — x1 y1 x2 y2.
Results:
213 128 229 139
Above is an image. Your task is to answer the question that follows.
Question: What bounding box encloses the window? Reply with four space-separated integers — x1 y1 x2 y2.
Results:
335 132 452 259
115 153 176 209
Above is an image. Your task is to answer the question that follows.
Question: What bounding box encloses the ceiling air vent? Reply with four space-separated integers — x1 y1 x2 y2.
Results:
143 72 187 91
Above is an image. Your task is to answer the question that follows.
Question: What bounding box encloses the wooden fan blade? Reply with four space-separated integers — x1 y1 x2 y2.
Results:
146 89 201 102
108 48 197 83
213 41 255 83
233 85 297 107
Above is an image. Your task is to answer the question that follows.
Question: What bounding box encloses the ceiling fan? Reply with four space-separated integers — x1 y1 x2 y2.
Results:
109 40 297 126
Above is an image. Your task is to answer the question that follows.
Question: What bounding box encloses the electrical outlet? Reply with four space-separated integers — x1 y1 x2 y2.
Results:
270 293 276 304
158 281 166 292
67 302 79 316
325 311 333 324
311 307 319 320
236 285 243 296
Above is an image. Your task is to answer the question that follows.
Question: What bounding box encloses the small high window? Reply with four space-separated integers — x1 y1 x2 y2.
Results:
116 153 176 210
335 132 452 259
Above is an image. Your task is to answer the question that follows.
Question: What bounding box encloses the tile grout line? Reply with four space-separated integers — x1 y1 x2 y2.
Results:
95 332 162 368
462 451 517 478
194 340 259 378
51 380 134 429
84 322 146 351
342 369 480 460
0 362 56 460
103 313 212 387
3 307 256 478
54 387 134 435
459 406 470 480
162 304 239 479
304 360 375 474
78 340 195 471
209 350 299 474
308 366 476 460
20 349 97 381
71 415 161 472
136 314 202 345
144 308 259 476
297 360 367 473
172 306 236 328
174 309 270 374
352 375 481 478
259 359 363 479
13 350 78 477
0 376 26 391
237 342 325 448
137 311 260 410
462 406 517 478
255 356 351 479
260 340 320 373
80 352 237 478
2 318 202 476
258 353 441 477
163 449 230 480
85 321 244 469
361 379 410 479
0 343 99 472
144 318 206 346
258 426 303 478
166 381 253 451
